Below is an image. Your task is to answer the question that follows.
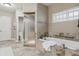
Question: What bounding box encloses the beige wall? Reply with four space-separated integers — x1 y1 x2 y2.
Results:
23 3 37 12
37 4 48 38
0 10 13 16
15 3 37 42
0 10 16 39
48 3 79 38
12 12 16 39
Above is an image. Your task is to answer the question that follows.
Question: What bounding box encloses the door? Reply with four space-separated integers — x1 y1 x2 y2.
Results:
0 16 11 41
24 14 36 46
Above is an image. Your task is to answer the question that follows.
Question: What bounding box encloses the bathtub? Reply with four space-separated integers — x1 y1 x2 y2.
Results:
40 37 79 51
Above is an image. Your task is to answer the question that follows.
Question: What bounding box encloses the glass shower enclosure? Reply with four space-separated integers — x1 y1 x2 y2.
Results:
22 14 36 47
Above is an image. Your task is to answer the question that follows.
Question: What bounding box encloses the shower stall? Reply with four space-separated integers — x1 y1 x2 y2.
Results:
18 13 36 47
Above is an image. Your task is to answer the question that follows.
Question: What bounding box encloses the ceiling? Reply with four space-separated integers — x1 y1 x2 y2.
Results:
0 3 16 13
0 3 24 13
0 3 79 13
42 3 79 7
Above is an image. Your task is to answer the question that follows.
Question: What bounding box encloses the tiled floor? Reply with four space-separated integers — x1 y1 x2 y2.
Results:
0 40 78 56
0 40 41 56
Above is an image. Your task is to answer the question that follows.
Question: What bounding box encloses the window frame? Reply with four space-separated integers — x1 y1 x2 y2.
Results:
53 7 79 23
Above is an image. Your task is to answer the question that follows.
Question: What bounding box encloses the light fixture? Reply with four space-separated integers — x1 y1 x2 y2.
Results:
1 3 12 7
4 3 11 7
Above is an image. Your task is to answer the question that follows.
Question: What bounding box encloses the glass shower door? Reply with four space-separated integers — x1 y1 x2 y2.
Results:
23 15 36 47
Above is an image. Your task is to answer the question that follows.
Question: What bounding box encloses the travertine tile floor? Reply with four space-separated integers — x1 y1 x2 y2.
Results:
0 40 78 56
0 40 41 56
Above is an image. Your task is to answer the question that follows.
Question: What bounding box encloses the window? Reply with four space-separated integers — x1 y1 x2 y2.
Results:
59 14 63 19
74 10 79 19
56 15 59 20
53 6 79 23
74 10 79 17
68 11 73 18
63 13 67 19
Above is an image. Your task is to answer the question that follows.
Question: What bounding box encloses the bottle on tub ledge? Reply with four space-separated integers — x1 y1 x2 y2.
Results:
39 32 49 40
39 34 44 39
